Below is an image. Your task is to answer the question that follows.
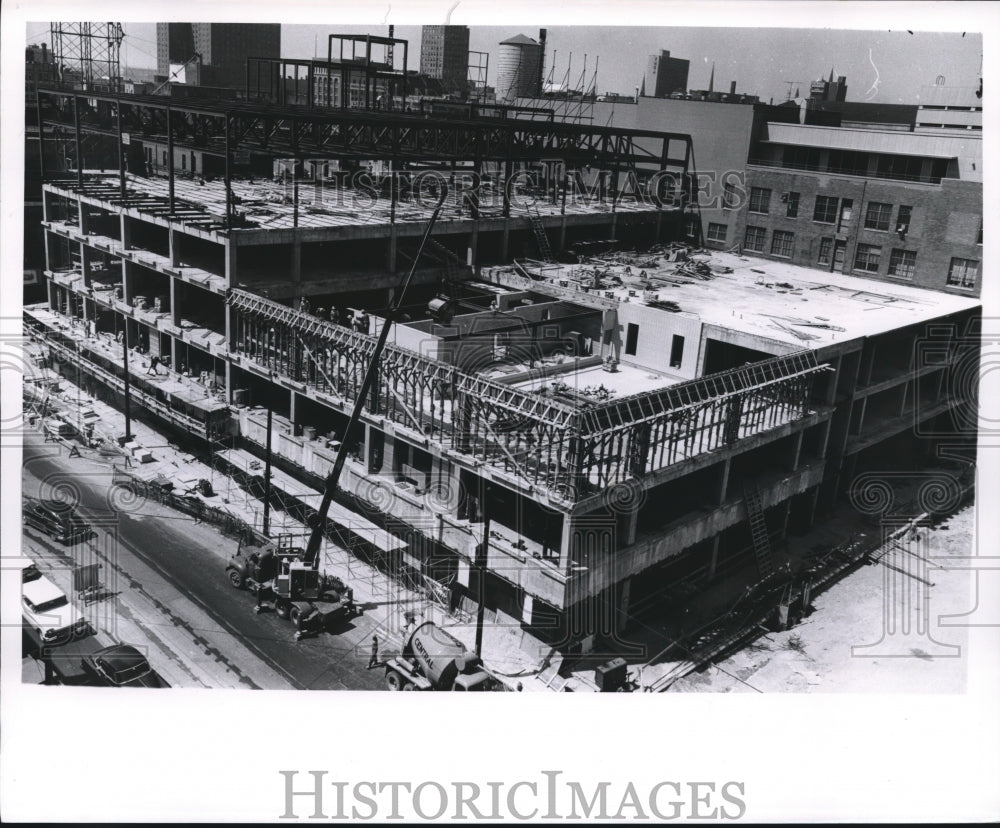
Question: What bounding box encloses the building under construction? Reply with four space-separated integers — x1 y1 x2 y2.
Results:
27 49 980 654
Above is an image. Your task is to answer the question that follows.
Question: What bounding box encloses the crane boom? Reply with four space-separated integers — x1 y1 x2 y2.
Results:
302 183 451 565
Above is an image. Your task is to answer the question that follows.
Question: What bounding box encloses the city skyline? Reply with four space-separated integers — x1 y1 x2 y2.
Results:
26 23 982 104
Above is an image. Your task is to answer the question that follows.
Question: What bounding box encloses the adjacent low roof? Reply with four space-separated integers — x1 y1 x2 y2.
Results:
763 121 980 159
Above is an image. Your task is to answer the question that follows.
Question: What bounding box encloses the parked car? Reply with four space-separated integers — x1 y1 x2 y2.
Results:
22 497 92 545
81 644 170 688
22 575 91 645
21 561 42 583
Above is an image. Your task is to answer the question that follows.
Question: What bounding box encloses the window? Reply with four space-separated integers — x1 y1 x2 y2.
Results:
864 202 893 231
785 191 800 218
947 258 979 290
770 230 795 258
744 225 766 252
853 243 882 273
670 335 685 369
875 154 924 182
827 149 869 177
887 249 916 279
707 222 727 243
818 238 833 265
625 323 639 356
748 187 771 214
685 216 700 239
181 154 187 171
813 195 838 223
896 205 912 234
781 146 821 171
977 217 983 245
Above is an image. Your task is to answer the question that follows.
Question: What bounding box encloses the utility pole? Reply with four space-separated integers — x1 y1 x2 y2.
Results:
263 401 273 537
122 320 132 443
474 482 491 658
263 327 275 536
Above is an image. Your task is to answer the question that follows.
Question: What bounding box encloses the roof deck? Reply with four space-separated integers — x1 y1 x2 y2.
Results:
505 249 980 352
46 173 667 240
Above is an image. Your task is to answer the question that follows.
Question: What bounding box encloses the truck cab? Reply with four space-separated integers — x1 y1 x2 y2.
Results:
452 671 493 691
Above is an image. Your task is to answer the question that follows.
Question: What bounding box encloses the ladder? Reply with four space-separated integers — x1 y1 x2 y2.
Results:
528 209 555 263
743 482 774 578
426 238 470 283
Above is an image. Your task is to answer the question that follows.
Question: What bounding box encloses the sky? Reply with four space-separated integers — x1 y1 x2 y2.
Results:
25 23 982 104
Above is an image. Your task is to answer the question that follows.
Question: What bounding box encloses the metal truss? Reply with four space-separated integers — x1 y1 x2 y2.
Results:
37 88 693 168
228 289 829 504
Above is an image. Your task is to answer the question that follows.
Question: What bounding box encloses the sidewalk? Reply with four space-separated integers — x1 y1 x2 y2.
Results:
21 331 551 687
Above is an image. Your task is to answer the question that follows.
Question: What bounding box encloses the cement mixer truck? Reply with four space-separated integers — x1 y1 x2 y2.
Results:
384 621 499 691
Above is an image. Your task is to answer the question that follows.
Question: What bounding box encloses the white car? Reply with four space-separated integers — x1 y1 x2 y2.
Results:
22 575 90 645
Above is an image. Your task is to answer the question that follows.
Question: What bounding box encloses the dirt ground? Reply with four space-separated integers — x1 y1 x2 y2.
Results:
671 503 977 693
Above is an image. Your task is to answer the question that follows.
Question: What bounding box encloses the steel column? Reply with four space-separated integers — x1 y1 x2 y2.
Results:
166 106 175 213
73 96 83 187
116 101 126 199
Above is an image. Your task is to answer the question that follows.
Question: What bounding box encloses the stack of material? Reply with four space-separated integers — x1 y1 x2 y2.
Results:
675 259 715 280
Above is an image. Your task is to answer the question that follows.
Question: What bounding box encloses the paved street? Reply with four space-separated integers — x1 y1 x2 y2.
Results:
21 430 387 690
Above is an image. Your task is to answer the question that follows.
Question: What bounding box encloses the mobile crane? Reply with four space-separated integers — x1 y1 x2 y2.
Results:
226 183 451 640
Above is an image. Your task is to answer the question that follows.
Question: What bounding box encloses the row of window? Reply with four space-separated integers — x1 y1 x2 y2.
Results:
766 148 948 183
843 243 976 289
745 227 978 289
743 225 794 257
748 187 916 233
741 185 982 246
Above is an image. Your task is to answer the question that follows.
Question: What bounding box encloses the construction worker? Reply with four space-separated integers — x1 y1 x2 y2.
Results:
367 634 379 669
147 355 161 376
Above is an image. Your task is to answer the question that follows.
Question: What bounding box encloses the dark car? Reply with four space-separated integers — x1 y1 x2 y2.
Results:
81 644 170 688
21 561 42 583
23 498 92 545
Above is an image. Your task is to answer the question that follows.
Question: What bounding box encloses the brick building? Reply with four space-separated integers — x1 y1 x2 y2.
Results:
734 122 983 296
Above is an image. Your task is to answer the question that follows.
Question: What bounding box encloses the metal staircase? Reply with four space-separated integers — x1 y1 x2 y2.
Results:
527 209 555 263
743 482 774 578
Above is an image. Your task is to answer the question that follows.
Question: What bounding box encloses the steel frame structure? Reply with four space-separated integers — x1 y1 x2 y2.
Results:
37 87 696 227
228 288 828 506
50 22 124 89
328 34 409 110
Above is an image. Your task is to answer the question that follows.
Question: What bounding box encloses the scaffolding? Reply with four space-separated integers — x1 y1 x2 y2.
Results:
50 22 124 90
